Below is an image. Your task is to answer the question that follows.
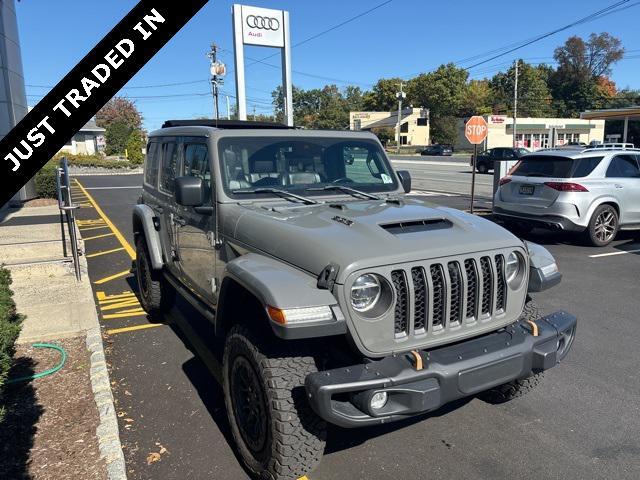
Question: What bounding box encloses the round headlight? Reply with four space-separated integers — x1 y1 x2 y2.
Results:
505 251 524 288
351 274 381 312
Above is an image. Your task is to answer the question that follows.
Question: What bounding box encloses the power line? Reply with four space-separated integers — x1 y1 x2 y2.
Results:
464 0 639 70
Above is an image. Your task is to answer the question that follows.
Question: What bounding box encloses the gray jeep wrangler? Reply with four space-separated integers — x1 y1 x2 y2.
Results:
133 120 577 480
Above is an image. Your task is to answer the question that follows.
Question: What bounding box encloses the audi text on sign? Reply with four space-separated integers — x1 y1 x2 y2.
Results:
240 5 285 47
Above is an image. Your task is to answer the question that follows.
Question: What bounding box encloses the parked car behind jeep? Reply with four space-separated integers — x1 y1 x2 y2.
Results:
473 147 529 173
494 146 640 246
133 120 577 480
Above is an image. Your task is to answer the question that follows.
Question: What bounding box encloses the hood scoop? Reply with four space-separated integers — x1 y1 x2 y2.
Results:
380 218 453 235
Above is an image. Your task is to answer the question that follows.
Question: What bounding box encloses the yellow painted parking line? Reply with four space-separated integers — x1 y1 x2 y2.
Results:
106 323 164 335
94 269 130 285
86 247 125 258
83 232 116 241
75 179 136 259
79 225 111 232
102 309 147 319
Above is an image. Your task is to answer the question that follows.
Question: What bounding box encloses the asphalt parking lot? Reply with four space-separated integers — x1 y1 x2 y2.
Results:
71 165 640 480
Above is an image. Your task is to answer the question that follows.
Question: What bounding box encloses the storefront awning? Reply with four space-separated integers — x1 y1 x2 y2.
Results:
580 106 640 144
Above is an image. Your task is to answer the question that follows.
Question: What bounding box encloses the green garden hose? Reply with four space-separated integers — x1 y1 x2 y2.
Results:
6 343 67 384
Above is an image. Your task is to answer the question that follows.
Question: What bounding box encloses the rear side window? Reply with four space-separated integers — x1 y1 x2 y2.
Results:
570 156 604 177
510 155 603 178
159 142 179 194
606 155 640 178
144 142 159 186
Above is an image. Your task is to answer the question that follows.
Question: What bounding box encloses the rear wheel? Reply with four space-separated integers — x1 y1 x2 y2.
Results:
223 324 326 480
586 204 619 247
135 237 174 315
478 299 543 404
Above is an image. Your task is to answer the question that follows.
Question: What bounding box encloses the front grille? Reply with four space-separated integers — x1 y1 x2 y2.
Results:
495 255 506 312
480 257 493 315
391 270 408 335
388 253 508 338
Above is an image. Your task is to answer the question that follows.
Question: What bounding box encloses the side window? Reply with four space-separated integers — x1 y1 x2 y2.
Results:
482 149 492 157
571 156 603 178
183 143 211 204
144 141 159 187
159 142 179 194
502 149 515 159
606 155 640 178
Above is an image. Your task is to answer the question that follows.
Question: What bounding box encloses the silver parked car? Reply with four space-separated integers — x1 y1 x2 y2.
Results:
493 145 640 246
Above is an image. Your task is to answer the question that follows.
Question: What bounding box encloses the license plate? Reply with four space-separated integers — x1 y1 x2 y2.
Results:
519 185 535 195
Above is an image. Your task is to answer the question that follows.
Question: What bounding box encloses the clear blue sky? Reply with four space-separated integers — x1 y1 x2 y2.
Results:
17 0 640 131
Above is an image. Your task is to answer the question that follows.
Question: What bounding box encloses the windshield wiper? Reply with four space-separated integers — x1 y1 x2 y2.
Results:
231 188 319 205
305 185 380 200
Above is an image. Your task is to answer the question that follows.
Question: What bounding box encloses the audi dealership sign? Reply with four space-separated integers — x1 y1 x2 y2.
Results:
240 5 284 48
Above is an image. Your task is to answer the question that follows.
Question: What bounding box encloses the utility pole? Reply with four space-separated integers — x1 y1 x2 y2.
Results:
513 59 519 148
396 82 406 154
226 95 231 120
207 43 226 120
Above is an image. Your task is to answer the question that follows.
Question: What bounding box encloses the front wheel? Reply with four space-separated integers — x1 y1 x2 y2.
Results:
135 237 174 315
477 162 489 174
223 325 326 480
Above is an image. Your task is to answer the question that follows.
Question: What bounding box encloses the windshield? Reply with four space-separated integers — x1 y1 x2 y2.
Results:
218 136 398 199
510 155 604 178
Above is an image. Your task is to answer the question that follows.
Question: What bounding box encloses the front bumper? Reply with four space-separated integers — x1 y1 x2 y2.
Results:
306 311 576 428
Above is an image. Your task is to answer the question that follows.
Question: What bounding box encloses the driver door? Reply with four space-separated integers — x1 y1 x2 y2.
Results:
175 140 217 303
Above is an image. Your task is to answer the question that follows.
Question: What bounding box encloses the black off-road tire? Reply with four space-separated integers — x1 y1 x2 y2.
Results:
585 204 619 247
223 324 326 480
135 237 174 315
478 299 544 404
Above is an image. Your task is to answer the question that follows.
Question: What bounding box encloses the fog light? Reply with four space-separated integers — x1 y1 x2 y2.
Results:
370 391 388 410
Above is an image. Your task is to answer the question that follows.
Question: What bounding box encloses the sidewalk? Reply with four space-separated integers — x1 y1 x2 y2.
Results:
0 203 127 480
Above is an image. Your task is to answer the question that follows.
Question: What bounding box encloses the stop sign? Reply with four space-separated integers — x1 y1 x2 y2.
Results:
465 116 488 144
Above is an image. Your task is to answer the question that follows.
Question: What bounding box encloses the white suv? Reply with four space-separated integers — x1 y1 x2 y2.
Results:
493 145 640 246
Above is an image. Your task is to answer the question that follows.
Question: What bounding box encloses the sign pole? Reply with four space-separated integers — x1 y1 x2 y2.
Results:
232 4 247 121
470 143 477 214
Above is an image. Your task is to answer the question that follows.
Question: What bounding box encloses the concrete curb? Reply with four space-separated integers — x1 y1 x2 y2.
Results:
76 227 128 480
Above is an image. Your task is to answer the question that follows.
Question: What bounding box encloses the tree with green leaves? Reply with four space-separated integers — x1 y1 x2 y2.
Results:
490 61 555 117
105 120 131 156
125 128 145 164
362 78 406 111
460 79 493 117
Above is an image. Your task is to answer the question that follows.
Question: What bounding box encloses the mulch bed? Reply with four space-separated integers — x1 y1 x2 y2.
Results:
21 198 59 208
0 337 106 480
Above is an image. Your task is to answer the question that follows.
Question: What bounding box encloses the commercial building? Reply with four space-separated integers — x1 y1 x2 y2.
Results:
580 106 640 146
349 107 430 146
58 118 106 155
456 115 605 151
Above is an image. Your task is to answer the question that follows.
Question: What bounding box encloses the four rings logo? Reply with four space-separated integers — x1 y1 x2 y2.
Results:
246 15 280 30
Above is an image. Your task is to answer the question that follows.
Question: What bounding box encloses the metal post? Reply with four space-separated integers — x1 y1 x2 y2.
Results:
513 59 519 148
232 4 247 121
396 82 404 154
58 157 81 281
226 95 231 120
282 10 293 126
623 116 629 143
55 167 68 257
470 144 477 214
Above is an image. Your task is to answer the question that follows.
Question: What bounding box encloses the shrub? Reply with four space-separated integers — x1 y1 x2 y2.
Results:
125 129 145 164
105 120 131 155
35 163 58 199
53 153 137 170
0 266 23 404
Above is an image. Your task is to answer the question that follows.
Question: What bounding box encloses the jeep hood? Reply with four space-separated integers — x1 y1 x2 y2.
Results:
227 198 522 283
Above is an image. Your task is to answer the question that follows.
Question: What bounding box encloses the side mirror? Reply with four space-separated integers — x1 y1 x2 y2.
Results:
397 170 411 193
175 176 204 207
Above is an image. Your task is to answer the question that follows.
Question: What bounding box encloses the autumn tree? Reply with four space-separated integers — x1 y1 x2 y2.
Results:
460 80 493 117
549 33 624 116
96 97 143 130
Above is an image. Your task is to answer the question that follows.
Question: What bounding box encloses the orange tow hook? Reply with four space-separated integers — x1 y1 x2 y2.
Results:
409 350 424 371
526 320 539 337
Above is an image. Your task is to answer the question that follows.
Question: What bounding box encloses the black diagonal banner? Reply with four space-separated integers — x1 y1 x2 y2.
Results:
0 0 209 207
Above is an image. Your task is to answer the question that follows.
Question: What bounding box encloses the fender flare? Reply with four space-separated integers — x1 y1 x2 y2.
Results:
525 241 561 292
222 253 337 309
132 204 163 270
218 253 345 339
